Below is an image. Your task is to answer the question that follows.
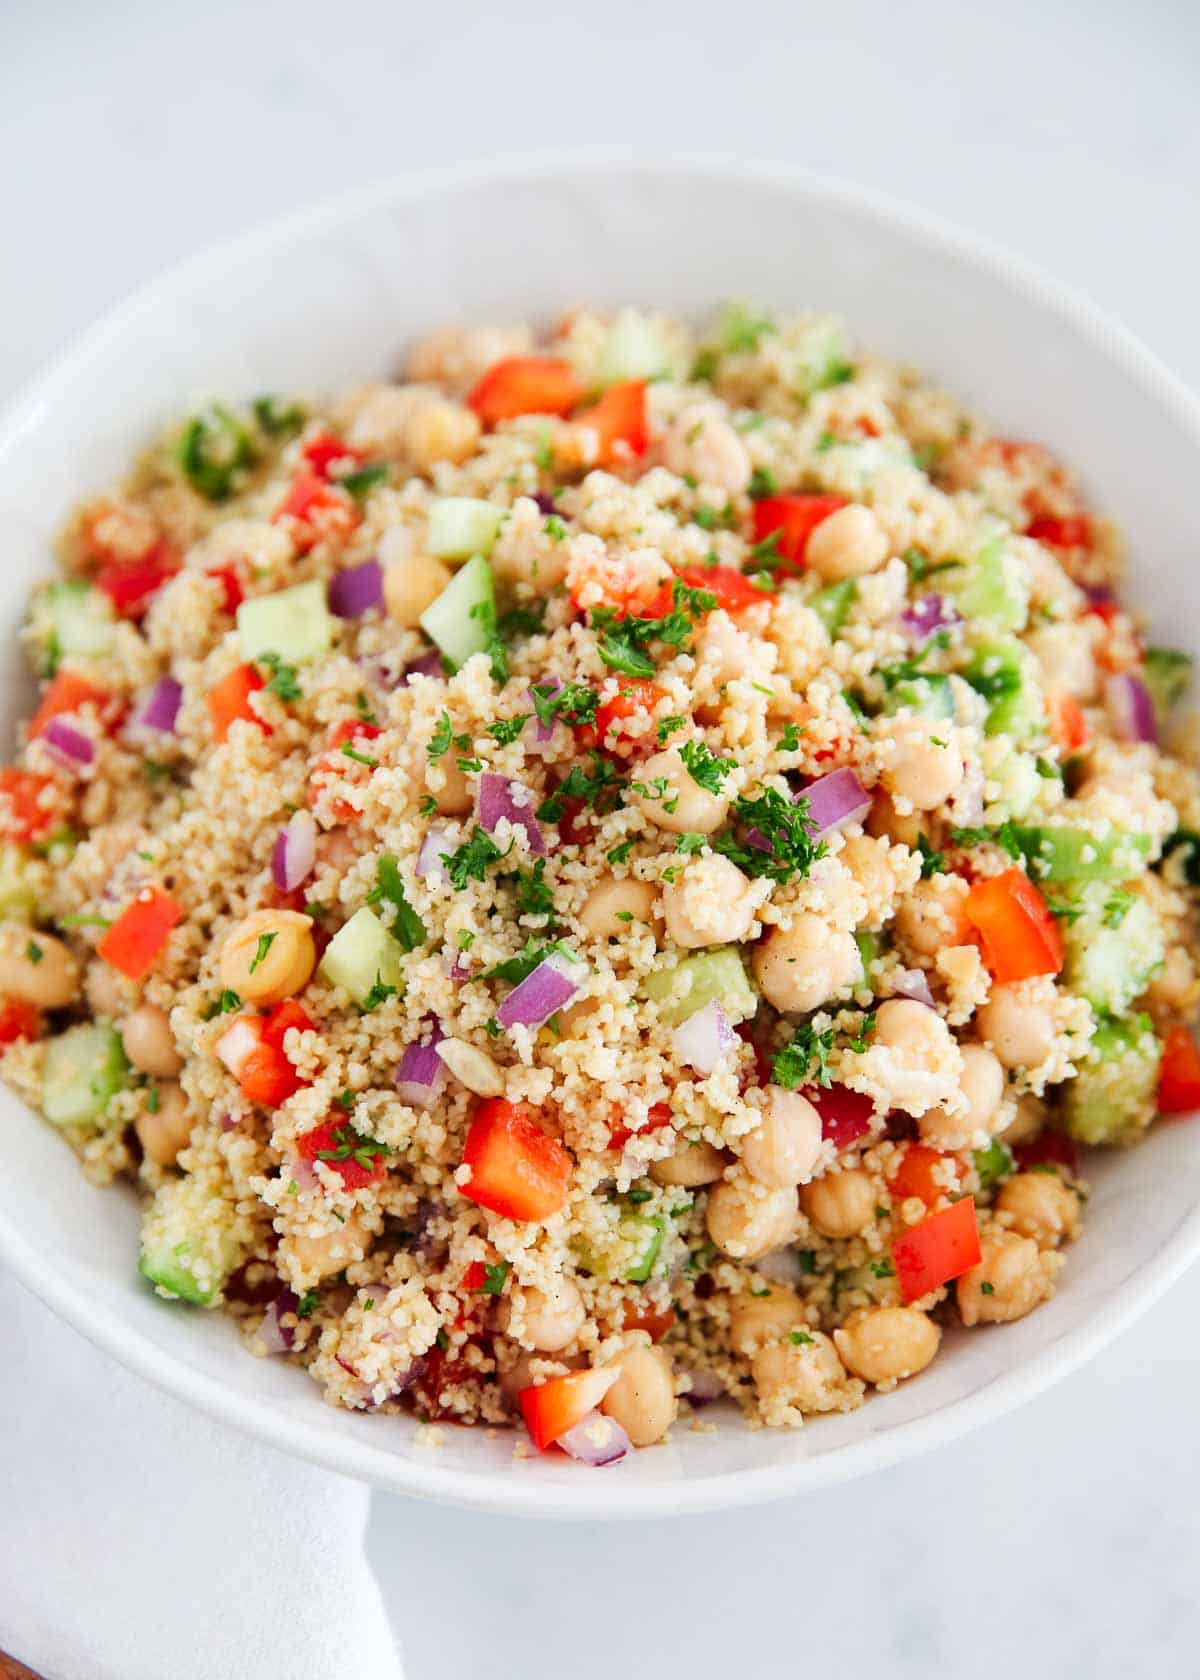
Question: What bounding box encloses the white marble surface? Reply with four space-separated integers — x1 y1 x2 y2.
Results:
3 1 1199 1674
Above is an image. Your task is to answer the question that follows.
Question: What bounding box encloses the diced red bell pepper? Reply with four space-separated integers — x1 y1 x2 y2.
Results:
1013 1128 1078 1176
0 997 41 1044
28 672 111 740
964 867 1063 984
679 565 775 615
302 431 363 479
1026 513 1092 550
575 380 648 465
460 1261 489 1294
887 1142 963 1207
0 768 60 843
620 1302 676 1342
97 884 183 981
220 1002 313 1107
460 1098 573 1222
94 542 181 619
607 1101 672 1152
805 1083 876 1151
1157 1025 1200 1116
307 718 383 823
589 679 668 756
297 1116 387 1189
892 1196 981 1304
240 1043 302 1108
273 469 359 554
209 663 271 744
1046 692 1088 754
468 357 584 428
751 494 847 572
206 564 244 614
518 1366 621 1452
262 1000 316 1050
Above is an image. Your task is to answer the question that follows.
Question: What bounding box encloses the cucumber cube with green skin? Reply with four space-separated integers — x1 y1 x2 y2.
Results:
621 1213 667 1284
318 907 405 1007
973 1138 1014 1193
139 1175 244 1306
0 844 41 920
1143 647 1193 723
1064 1012 1161 1146
596 312 672 385
41 1023 129 1129
1062 884 1165 1014
1019 826 1152 884
964 637 1042 739
237 579 333 664
643 945 756 1026
883 674 956 721
426 498 504 561
40 579 117 660
942 535 1029 633
419 554 495 672
808 580 857 638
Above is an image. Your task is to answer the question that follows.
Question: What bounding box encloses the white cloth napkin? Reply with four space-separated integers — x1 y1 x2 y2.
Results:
0 1268 403 1680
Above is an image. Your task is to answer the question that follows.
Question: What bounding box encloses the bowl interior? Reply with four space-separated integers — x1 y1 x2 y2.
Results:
2 159 1200 1517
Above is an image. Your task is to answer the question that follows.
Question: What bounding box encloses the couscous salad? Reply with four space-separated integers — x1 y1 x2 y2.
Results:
3 304 1199 1464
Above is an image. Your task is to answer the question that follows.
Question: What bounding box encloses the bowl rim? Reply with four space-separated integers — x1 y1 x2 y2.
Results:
3 148 1200 1520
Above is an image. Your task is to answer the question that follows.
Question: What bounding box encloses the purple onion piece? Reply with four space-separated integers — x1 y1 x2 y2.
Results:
901 593 961 646
396 1021 446 1109
496 951 586 1032
797 768 872 837
740 825 774 854
752 1248 810 1289
683 1368 726 1406
260 1290 298 1355
477 772 546 854
41 717 94 770
271 809 317 893
671 999 734 1075
416 822 455 881
532 493 558 516
890 969 935 1008
1106 672 1158 745
558 1410 632 1467
1082 583 1115 607
329 558 384 618
134 676 183 733
401 648 446 685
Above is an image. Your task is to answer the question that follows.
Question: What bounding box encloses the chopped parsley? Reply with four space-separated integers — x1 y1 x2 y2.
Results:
202 988 242 1020
440 827 511 891
468 592 508 686
340 742 378 769
949 820 1028 863
1102 888 1135 929
544 514 568 542
869 1257 896 1280
714 787 826 884
25 940 43 965
531 682 599 730
487 714 531 746
296 1288 321 1318
1034 757 1061 780
916 835 945 879
366 853 427 950
776 721 803 753
338 463 389 500
748 465 778 500
675 832 706 855
428 711 471 761
980 1281 995 1296
591 579 714 678
355 691 377 725
512 858 556 922
418 794 438 817
478 1262 510 1296
483 1016 501 1038
902 547 962 584
678 739 735 795
607 840 635 865
258 651 302 702
788 1330 815 1347
359 974 398 1013
657 715 686 744
315 1123 394 1171
456 929 475 951
482 936 576 986
253 394 306 438
145 1086 160 1113
772 1023 836 1090
535 752 623 822
497 601 546 641
248 931 277 974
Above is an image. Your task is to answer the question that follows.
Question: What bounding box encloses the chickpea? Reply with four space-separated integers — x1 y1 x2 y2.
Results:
706 1174 798 1260
427 756 473 816
893 875 970 959
405 400 482 472
632 749 729 835
838 834 895 926
121 1003 183 1078
919 1043 1005 1148
501 1277 586 1353
0 925 80 1009
799 1167 877 1238
578 876 659 940
740 1087 823 1189
873 997 957 1066
600 1344 676 1446
649 1137 728 1187
218 909 316 1005
663 408 751 496
498 1350 573 1406
834 1306 940 1384
134 1081 192 1167
996 1171 1080 1248
805 504 890 582
999 1095 1045 1148
662 854 758 949
728 1286 809 1356
382 553 452 629
752 913 861 1014
289 1209 371 1282
880 718 964 811
750 1331 850 1415
958 1229 1053 1325
976 985 1055 1069
866 792 929 850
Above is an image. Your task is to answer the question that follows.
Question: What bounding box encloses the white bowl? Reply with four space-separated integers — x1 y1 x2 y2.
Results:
2 156 1199 1520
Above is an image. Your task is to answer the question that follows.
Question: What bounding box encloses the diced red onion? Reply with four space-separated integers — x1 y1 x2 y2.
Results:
271 808 317 893
683 1367 726 1407
1082 583 1115 607
901 594 961 646
41 717 94 770
401 649 445 684
496 951 586 1031
134 676 183 733
216 1016 261 1079
417 822 455 881
1106 672 1158 745
805 1083 876 1151
753 1248 809 1289
671 999 734 1075
798 768 872 836
396 1022 446 1108
527 678 561 744
558 1410 632 1467
329 559 383 618
260 1290 298 1354
741 825 774 854
478 773 546 854
219 1112 239 1133
532 492 558 516
890 970 935 1008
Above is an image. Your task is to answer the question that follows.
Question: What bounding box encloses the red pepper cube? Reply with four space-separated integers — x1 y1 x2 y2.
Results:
518 1367 620 1452
892 1197 982 1304
468 358 584 428
97 884 183 982
209 663 271 744
297 1116 387 1190
460 1099 572 1222
751 494 847 572
575 380 648 465
1157 1025 1200 1116
964 867 1063 984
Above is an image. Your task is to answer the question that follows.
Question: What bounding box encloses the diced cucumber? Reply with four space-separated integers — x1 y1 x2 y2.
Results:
1062 884 1164 1014
808 580 857 638
642 945 757 1026
973 1137 1014 1193
1020 826 1152 885
883 674 956 720
621 1212 667 1284
237 579 333 664
418 554 495 671
41 1023 129 1129
0 844 41 920
1065 1012 1160 1146
318 906 405 1007
426 498 504 561
574 1204 668 1283
942 534 1029 633
596 311 671 385
139 1174 244 1306
1143 647 1192 723
854 930 880 980
964 637 1041 739
41 580 117 660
